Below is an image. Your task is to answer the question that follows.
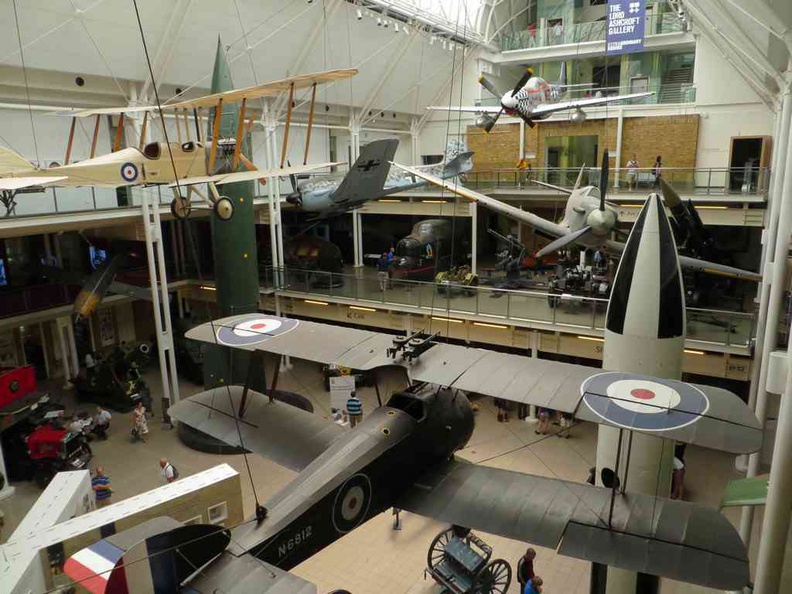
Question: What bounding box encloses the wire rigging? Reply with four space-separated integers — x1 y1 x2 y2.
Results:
12 0 41 166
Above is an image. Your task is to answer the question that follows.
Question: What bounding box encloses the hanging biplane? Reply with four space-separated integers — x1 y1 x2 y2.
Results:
151 196 761 593
0 69 357 221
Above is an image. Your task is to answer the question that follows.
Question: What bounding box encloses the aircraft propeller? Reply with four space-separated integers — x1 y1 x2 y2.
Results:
535 150 616 258
285 160 303 206
477 69 537 133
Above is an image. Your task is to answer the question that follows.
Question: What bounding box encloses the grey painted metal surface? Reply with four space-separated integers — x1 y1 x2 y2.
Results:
398 460 749 590
168 386 344 472
190 551 317 594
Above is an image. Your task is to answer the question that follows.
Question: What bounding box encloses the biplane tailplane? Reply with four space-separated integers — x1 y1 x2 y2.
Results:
0 147 36 175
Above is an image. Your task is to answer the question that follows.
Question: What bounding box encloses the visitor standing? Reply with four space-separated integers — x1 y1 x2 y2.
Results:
652 155 663 188
346 391 363 428
376 252 390 291
132 401 148 443
92 467 112 508
517 548 537 592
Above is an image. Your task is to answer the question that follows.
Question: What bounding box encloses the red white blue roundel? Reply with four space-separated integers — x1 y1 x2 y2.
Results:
215 315 299 347
332 473 372 533
120 162 138 182
582 372 709 432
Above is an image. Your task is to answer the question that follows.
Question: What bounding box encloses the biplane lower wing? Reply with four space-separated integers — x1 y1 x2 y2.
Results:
189 551 317 594
397 460 749 591
170 162 344 188
0 176 68 191
168 386 344 472
184 313 762 454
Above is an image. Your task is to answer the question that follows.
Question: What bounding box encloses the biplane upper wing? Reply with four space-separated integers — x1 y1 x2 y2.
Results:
185 314 762 454
0 176 68 191
65 69 358 117
397 459 749 591
168 385 345 472
169 162 344 188
389 162 569 240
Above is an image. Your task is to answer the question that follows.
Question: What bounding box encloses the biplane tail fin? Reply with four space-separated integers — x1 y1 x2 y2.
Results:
0 147 36 175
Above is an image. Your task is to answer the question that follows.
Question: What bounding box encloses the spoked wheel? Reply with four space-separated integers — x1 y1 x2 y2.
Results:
170 197 191 219
214 196 234 221
473 559 512 594
427 527 456 570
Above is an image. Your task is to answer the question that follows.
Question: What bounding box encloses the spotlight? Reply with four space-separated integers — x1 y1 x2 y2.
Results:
394 23 399 32
404 26 409 35
356 8 362 20
430 36 435 45
383 19 389 28
377 17 382 26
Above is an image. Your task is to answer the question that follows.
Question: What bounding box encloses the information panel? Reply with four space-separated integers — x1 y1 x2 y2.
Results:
606 0 646 55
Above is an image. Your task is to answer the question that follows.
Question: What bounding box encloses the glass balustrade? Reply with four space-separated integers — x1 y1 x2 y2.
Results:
269 266 754 349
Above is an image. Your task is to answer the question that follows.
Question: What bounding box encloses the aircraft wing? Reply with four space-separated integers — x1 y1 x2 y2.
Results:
389 162 569 239
396 459 749 591
169 162 343 188
426 105 504 113
190 552 317 594
530 92 653 117
604 239 761 281
168 386 345 472
184 314 761 454
107 281 153 301
0 176 68 191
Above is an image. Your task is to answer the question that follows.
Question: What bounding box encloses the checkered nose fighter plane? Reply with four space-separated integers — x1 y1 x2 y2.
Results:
0 69 356 221
429 63 653 132
156 197 761 593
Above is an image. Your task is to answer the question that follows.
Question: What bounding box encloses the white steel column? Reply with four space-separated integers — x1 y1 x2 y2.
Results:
55 319 71 388
64 319 79 378
519 119 525 162
614 108 624 188
87 315 97 353
740 89 792 544
141 192 180 420
350 121 363 268
39 323 51 379
269 119 286 274
471 201 478 273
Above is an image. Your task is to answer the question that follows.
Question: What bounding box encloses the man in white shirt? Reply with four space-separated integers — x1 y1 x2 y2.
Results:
160 458 177 483
626 156 639 190
93 406 111 439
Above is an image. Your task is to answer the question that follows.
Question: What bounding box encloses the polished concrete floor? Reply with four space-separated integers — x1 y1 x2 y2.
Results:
0 364 765 594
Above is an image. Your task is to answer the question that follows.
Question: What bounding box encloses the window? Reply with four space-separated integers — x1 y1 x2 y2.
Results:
207 502 228 525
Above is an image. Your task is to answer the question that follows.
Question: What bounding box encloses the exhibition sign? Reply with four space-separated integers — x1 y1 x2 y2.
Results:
606 0 645 55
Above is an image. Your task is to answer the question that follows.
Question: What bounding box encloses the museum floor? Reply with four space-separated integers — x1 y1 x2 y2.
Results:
0 364 764 594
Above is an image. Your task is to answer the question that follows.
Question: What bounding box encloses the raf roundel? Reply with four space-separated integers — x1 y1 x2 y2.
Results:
120 162 139 182
215 315 299 347
582 372 709 432
332 474 372 533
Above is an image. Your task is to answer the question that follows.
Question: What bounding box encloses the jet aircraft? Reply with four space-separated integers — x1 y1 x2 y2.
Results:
0 70 356 221
390 155 763 281
284 138 473 216
429 64 652 132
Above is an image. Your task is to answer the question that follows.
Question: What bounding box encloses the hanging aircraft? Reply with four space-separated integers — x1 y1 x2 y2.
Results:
140 194 761 593
0 70 357 221
428 64 653 132
284 138 474 216
390 153 763 281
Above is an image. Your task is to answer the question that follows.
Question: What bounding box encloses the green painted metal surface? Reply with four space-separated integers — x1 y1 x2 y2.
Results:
720 475 769 508
203 38 261 389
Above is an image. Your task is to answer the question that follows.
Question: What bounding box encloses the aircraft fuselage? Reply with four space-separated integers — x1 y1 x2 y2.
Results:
561 186 620 247
229 386 474 569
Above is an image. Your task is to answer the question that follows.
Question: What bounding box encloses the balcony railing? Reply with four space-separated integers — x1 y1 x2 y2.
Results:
501 12 685 51
0 283 82 319
268 266 755 350
461 166 770 197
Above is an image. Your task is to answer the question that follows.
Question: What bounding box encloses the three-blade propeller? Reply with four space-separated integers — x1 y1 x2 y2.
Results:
478 69 536 133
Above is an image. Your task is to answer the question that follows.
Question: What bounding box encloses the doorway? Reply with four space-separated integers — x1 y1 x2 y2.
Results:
729 137 770 192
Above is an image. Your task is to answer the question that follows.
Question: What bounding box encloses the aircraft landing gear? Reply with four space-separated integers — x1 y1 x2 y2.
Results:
170 195 192 220
214 196 234 221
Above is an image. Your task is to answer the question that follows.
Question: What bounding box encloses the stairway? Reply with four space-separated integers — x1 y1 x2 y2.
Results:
659 67 693 103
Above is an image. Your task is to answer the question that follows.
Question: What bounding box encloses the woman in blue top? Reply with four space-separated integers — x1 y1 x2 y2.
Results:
524 576 543 594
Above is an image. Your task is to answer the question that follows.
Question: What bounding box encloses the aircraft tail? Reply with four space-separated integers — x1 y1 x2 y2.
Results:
441 151 474 179
0 147 36 174
333 138 398 204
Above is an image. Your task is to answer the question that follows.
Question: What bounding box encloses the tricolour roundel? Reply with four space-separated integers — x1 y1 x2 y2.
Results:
215 315 299 347
120 162 138 182
332 473 372 533
582 372 709 432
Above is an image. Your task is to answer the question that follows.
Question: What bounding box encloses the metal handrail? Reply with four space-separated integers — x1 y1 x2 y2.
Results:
269 266 755 349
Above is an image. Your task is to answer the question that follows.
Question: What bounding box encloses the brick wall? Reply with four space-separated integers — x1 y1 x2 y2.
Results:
466 114 700 170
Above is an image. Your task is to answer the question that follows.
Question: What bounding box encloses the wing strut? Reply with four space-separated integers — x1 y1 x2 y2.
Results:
280 82 295 168
268 354 283 402
113 113 125 151
139 111 149 150
64 116 76 164
208 99 224 173
232 98 247 171
303 82 317 165
608 428 624 528
183 109 191 142
90 114 101 158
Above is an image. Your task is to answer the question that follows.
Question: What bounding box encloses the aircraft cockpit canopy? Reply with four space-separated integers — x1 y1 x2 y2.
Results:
386 392 427 422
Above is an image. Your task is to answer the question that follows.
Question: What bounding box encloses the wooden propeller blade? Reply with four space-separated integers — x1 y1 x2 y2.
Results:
90 114 101 158
139 111 149 151
208 99 223 173
64 116 76 165
232 98 247 171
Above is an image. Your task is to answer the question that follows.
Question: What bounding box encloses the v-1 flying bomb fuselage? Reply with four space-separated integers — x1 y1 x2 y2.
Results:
234 385 474 569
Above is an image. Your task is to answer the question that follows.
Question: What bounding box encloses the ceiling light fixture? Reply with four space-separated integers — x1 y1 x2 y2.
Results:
199 285 217 291
432 316 463 324
684 349 705 355
473 322 508 329
422 199 447 204
378 199 401 203
356 8 363 19
578 335 604 342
